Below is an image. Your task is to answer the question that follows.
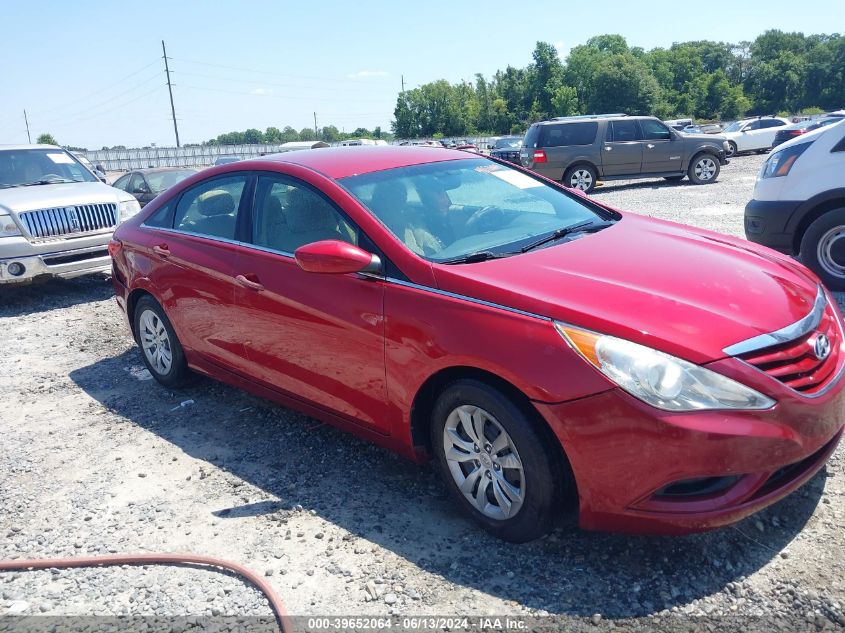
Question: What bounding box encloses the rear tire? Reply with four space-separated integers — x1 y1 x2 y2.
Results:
430 379 567 542
687 153 720 185
725 141 738 157
133 295 192 388
563 164 597 194
800 209 845 291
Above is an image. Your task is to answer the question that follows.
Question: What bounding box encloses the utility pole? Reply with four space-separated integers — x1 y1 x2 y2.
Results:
23 110 31 143
401 75 405 92
313 112 318 138
162 40 180 147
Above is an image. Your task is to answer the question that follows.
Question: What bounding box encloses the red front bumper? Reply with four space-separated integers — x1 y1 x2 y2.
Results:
535 371 845 534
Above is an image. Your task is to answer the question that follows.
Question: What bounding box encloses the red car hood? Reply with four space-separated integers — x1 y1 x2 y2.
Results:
432 214 821 364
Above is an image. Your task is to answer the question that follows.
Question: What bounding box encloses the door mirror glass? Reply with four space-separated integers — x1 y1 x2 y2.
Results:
295 240 381 275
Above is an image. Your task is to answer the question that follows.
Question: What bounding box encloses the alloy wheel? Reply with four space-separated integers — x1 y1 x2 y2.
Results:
694 157 717 181
139 309 173 376
442 405 525 520
569 169 593 191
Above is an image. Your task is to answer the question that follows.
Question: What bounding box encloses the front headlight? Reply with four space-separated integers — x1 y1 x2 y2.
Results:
0 213 22 237
555 323 775 411
118 199 142 223
761 141 812 179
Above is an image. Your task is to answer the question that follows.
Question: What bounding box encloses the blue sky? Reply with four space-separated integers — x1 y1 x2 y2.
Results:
0 0 837 148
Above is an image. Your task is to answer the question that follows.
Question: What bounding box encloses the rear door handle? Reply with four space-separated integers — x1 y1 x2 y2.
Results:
646 143 655 149
235 274 264 292
152 244 170 257
603 146 612 151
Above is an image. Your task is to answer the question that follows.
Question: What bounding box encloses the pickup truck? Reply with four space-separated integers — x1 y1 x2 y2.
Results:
0 144 140 285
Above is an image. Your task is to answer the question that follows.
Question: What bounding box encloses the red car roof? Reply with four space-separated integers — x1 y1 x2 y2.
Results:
256 145 476 179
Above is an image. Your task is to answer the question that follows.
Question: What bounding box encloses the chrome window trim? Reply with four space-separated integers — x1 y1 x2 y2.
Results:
723 286 827 356
148 226 244 248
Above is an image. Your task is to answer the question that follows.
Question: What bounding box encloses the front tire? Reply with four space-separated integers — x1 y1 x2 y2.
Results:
430 380 566 542
725 141 737 157
563 164 597 193
687 153 720 184
134 295 192 388
800 209 845 291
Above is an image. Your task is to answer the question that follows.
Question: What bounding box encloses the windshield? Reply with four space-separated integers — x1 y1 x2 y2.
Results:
494 138 522 149
340 157 611 262
722 121 744 133
146 169 196 192
0 149 98 188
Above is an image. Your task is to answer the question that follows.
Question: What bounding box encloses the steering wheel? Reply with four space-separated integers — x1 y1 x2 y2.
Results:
465 205 504 233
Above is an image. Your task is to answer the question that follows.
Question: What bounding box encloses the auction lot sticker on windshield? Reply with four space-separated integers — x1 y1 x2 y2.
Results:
46 153 75 164
488 169 542 189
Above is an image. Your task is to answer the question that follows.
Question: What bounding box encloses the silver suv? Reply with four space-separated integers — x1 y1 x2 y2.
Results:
0 145 140 285
519 114 730 193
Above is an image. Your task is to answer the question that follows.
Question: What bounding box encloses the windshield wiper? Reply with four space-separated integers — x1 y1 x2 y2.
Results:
18 178 80 187
520 219 615 253
440 250 517 265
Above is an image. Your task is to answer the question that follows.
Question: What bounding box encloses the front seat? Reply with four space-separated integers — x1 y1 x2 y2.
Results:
190 190 236 239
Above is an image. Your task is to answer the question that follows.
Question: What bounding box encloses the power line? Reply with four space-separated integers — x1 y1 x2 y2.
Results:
32 71 165 126
26 59 161 117
172 69 388 94
42 86 165 129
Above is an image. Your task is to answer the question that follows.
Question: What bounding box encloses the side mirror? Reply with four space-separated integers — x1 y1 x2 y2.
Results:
95 164 105 173
134 184 151 194
295 240 381 275
487 144 494 150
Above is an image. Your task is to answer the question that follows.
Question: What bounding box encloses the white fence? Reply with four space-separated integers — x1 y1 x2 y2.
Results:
83 136 507 171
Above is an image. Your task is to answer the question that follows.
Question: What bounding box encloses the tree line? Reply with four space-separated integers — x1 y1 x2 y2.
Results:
203 124 388 146
392 30 845 138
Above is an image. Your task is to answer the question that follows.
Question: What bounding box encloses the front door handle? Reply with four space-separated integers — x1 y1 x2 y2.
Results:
235 274 264 292
603 146 612 151
646 143 655 149
152 244 170 257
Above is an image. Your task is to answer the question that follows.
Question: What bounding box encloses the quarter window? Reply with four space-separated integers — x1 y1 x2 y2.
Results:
541 122 598 147
173 175 248 240
251 176 358 254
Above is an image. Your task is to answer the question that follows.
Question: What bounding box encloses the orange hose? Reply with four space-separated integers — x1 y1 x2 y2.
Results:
0 553 289 632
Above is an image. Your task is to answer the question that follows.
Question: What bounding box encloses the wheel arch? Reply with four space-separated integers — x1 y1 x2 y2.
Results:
409 365 577 505
126 288 155 339
791 193 845 256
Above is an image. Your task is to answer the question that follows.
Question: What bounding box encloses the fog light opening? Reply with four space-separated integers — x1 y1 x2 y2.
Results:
655 475 741 499
7 262 25 277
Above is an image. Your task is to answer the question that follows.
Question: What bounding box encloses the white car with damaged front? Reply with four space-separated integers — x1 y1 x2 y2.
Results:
0 145 140 285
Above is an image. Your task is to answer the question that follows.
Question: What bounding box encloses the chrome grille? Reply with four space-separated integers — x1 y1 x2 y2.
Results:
19 203 118 239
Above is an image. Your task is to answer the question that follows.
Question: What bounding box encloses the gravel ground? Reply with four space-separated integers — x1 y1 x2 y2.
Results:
1 154 844 631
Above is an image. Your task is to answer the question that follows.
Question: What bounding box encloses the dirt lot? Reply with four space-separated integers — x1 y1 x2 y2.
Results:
1 154 844 630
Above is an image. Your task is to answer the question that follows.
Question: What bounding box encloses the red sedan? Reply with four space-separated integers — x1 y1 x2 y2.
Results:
109 146 844 542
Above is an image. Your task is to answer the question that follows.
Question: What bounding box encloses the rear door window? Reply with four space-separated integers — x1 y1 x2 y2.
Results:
174 175 249 241
541 122 597 147
607 120 642 142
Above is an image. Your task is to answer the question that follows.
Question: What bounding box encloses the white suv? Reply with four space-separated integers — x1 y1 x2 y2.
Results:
744 119 845 288
0 145 140 285
721 116 791 156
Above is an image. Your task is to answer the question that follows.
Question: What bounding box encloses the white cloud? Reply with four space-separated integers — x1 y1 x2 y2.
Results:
347 70 389 79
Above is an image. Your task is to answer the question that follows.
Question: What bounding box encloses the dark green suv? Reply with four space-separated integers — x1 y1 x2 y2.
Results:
519 114 730 193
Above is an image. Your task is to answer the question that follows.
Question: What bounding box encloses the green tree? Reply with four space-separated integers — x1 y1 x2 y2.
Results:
243 128 264 144
36 133 57 145
320 125 341 142
299 127 316 141
587 54 660 115
264 127 282 143
280 126 300 142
